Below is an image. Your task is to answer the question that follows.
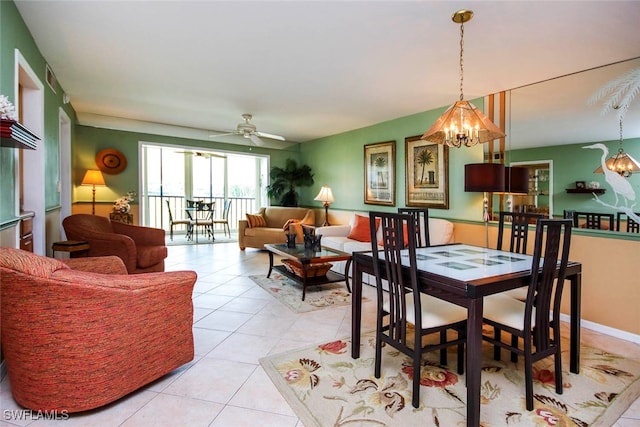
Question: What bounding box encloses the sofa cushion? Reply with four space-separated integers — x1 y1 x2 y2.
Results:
246 213 267 228
0 247 68 278
429 218 455 245
262 207 314 229
347 214 379 242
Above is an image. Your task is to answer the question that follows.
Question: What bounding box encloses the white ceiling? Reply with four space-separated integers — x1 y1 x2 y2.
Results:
13 1 640 150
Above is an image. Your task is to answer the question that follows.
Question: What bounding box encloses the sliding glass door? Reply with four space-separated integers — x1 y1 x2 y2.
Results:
139 143 268 237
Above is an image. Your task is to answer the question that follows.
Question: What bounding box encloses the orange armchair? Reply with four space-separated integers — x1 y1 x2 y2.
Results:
0 247 196 413
62 214 167 274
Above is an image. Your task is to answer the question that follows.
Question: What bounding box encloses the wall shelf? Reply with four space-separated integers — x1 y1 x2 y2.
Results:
566 188 606 195
0 119 39 149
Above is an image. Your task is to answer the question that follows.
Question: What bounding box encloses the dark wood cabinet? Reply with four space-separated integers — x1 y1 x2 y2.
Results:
20 213 34 252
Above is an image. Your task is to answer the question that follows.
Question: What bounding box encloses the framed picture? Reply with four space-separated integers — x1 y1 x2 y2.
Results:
405 135 449 209
364 140 395 206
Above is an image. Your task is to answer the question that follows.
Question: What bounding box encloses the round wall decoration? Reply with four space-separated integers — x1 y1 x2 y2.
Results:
96 148 127 175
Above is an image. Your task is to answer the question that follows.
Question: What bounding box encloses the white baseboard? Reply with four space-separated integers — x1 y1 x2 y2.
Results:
559 313 640 344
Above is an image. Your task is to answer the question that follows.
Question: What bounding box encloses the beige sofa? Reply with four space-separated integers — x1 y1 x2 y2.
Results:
238 206 315 250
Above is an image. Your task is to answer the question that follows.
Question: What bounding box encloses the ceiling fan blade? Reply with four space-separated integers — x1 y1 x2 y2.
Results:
249 134 265 146
209 131 237 139
255 131 286 141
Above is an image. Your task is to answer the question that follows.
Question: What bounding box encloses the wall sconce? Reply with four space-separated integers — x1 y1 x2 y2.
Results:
314 185 335 226
81 169 106 215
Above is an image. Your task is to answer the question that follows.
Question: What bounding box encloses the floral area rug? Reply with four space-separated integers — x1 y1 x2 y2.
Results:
250 273 360 313
260 330 640 426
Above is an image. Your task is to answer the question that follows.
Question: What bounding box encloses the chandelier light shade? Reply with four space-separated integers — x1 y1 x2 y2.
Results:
314 185 335 226
81 169 106 215
593 117 640 177
594 150 640 177
422 9 505 148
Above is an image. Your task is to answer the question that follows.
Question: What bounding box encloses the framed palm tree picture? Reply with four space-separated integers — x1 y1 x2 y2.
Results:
405 135 449 209
364 141 395 206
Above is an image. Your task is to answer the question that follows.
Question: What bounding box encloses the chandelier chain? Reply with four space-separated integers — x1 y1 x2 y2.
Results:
459 21 465 101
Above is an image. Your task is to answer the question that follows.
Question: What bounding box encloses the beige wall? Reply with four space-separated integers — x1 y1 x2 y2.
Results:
71 203 140 225
453 221 639 337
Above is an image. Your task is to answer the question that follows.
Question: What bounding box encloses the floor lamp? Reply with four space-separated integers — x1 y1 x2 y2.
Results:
314 185 334 226
81 169 106 215
464 163 505 247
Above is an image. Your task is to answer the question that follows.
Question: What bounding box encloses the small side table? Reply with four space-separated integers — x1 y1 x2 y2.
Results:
110 212 133 224
52 240 90 258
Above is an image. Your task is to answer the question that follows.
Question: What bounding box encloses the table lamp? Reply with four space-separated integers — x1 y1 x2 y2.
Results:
314 185 335 226
464 163 505 247
81 169 106 215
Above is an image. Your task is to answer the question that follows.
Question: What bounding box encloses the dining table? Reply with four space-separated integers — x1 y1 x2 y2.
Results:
350 243 582 427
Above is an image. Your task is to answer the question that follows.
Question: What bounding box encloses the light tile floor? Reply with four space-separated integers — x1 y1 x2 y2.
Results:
1 242 639 426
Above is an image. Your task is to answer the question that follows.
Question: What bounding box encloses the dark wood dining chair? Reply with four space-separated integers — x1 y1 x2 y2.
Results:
496 211 544 254
369 211 467 408
564 210 614 230
616 211 640 233
482 218 572 411
397 208 430 247
212 200 232 238
165 200 193 240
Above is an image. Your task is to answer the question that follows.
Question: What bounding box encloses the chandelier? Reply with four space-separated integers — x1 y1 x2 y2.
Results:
594 118 640 177
421 10 505 148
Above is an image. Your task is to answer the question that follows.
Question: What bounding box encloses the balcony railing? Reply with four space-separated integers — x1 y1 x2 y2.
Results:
145 195 257 236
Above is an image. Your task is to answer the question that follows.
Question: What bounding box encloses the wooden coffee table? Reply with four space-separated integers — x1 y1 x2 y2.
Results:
264 243 352 301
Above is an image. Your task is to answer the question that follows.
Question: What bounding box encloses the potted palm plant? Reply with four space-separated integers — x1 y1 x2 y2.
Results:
266 158 314 206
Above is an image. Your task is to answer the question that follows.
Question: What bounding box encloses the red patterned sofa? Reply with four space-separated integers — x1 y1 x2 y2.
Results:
0 247 196 413
62 214 167 274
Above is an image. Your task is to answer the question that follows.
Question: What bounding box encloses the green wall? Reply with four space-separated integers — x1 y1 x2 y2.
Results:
74 125 301 204
0 0 76 224
510 137 640 216
299 102 485 221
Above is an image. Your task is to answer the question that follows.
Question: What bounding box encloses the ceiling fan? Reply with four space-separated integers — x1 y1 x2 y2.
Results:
209 114 286 146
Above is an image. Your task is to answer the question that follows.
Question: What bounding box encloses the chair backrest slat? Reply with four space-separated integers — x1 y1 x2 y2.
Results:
370 212 421 342
526 219 572 350
496 211 544 254
398 208 430 247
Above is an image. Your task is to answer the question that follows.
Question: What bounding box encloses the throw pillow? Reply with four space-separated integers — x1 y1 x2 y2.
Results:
246 213 267 228
347 215 380 242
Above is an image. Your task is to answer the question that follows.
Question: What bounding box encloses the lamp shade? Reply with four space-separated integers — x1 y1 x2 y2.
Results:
594 150 640 177
422 101 506 148
81 169 106 186
464 163 505 192
314 185 335 204
502 166 530 194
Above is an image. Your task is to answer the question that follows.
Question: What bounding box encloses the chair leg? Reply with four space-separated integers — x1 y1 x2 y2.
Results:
511 334 519 363
439 330 447 365
456 329 464 375
524 352 534 411
412 352 421 408
170 225 174 240
554 348 563 395
374 320 383 379
494 327 501 361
